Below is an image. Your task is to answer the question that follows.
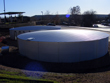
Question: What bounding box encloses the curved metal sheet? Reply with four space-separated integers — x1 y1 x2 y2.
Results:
9 26 61 30
18 37 109 63
17 29 109 42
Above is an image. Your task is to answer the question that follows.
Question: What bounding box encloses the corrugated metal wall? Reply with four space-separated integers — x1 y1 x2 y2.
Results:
18 37 109 63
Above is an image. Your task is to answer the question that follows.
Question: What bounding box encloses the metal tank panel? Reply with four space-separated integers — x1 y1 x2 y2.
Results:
9 26 61 30
9 26 61 40
17 29 109 63
18 30 109 42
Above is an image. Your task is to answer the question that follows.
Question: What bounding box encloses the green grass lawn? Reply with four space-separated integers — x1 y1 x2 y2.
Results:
0 70 58 83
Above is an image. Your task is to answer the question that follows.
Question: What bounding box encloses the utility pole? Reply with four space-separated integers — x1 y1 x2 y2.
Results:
3 0 6 23
41 11 43 25
41 11 43 21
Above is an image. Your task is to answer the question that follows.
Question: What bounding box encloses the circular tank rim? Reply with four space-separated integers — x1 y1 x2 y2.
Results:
9 26 61 31
17 37 109 43
17 29 109 42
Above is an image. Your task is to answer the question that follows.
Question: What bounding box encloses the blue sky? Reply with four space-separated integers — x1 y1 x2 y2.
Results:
0 0 110 17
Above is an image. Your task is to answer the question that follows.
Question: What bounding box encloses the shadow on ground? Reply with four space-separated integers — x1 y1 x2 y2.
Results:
0 51 110 73
1 37 110 73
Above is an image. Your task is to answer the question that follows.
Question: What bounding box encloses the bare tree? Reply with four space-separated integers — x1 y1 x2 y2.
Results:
44 10 51 24
108 14 110 18
82 10 96 27
69 6 81 25
83 10 96 15
53 12 60 25
45 10 50 15
107 14 110 21
70 6 81 15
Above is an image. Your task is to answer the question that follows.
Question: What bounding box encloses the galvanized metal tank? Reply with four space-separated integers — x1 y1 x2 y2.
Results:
9 26 61 40
17 29 109 63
